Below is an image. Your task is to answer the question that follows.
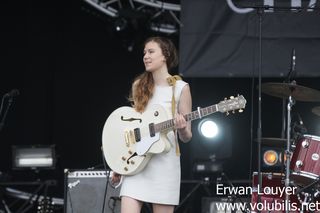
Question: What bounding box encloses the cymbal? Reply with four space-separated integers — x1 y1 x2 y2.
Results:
312 106 320 116
261 82 320 102
255 137 288 147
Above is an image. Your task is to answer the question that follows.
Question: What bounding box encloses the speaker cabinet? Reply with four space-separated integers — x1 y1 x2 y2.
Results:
64 169 120 213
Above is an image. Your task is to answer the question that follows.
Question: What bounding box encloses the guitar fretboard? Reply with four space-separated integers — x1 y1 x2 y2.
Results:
154 104 218 132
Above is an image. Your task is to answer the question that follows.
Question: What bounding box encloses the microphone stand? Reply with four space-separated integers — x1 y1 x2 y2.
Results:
237 4 265 208
255 6 264 208
282 48 296 138
237 5 305 212
277 48 296 176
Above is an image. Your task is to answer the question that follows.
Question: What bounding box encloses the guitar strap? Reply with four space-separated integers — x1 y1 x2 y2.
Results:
167 75 182 156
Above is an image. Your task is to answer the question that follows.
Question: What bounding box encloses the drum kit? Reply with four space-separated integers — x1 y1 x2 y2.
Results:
251 81 320 212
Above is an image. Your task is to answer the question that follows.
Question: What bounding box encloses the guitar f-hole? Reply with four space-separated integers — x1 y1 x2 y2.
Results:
121 116 142 123
127 152 145 164
127 152 137 164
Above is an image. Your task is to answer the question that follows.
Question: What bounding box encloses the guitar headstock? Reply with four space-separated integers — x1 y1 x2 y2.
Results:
217 95 246 115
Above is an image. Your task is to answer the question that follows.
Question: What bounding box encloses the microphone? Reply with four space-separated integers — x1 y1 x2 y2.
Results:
293 113 307 134
4 89 20 98
285 48 296 83
292 48 296 73
297 113 303 125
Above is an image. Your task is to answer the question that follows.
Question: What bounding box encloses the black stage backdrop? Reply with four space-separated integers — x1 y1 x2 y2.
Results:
1 1 320 212
179 0 320 77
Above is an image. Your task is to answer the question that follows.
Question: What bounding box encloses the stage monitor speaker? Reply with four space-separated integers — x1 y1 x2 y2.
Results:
202 197 250 213
64 169 120 213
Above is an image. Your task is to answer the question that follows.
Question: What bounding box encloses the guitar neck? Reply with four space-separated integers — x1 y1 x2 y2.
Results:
155 104 218 132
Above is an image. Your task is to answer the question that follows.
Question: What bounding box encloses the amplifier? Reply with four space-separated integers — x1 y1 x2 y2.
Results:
64 169 120 213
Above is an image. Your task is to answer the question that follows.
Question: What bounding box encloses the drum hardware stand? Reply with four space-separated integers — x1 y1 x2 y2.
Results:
297 189 319 213
297 192 312 213
296 178 320 198
285 92 295 213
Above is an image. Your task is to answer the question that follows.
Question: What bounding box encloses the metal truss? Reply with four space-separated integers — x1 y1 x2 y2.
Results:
83 0 181 34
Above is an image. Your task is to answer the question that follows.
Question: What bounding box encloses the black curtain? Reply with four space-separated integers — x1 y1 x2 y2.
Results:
179 0 320 77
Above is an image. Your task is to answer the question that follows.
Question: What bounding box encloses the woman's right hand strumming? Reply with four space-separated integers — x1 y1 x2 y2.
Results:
111 171 122 186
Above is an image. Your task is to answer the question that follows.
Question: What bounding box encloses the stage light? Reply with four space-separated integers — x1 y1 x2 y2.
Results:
12 145 56 170
261 147 285 172
198 119 219 138
263 150 278 166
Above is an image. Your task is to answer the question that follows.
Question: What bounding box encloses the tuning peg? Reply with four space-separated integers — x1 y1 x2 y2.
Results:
239 109 243 113
230 96 234 99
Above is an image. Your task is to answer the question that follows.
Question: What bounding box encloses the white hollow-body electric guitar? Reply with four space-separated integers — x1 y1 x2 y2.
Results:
102 95 246 176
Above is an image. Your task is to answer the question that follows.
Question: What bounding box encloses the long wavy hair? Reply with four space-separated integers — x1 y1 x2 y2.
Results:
129 36 178 112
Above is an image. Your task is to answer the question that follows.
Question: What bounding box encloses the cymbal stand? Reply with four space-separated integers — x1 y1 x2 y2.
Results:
285 93 295 213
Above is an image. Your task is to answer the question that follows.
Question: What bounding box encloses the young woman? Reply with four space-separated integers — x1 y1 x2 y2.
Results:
112 36 192 213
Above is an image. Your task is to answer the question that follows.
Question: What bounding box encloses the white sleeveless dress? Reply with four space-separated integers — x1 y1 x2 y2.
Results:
119 80 188 205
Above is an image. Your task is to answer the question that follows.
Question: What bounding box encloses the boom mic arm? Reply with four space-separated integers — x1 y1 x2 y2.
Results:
285 48 296 83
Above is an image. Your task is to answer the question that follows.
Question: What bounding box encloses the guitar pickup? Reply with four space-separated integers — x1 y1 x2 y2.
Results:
149 123 155 137
134 128 141 142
